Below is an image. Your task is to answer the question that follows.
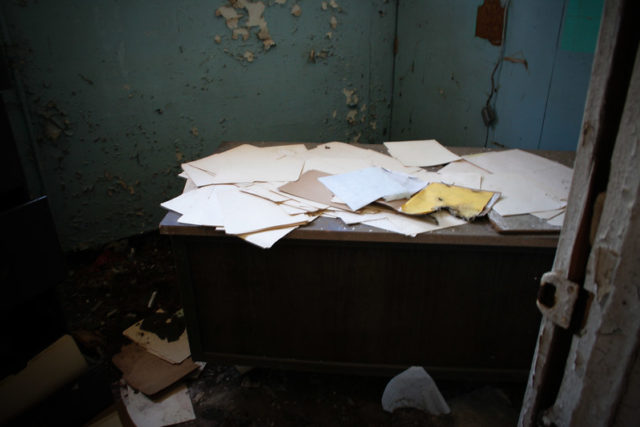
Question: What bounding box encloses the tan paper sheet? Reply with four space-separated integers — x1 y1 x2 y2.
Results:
384 139 461 167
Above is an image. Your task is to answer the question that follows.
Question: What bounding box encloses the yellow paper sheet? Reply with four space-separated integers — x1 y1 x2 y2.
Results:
401 182 495 220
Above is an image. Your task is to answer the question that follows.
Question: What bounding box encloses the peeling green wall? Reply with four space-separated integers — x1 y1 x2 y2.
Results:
1 0 601 249
2 0 396 249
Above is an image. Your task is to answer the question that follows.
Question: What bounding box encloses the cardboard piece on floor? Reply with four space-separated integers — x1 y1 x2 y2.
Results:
187 144 305 184
215 185 312 235
384 139 460 167
120 383 195 427
112 343 198 396
0 335 88 424
278 170 350 210
123 318 190 365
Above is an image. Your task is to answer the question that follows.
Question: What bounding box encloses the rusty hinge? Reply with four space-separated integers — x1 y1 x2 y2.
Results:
537 272 592 330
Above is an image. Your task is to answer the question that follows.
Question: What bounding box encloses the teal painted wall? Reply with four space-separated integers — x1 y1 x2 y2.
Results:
391 0 602 150
1 0 396 249
2 0 602 249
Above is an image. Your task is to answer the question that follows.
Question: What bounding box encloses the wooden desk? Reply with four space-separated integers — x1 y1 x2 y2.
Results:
160 144 574 379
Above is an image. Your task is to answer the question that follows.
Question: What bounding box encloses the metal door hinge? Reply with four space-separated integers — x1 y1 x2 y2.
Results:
537 271 591 330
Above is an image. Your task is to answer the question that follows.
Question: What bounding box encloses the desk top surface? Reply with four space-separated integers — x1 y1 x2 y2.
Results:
159 143 575 248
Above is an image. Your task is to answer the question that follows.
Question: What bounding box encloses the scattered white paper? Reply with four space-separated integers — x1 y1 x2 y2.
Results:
239 182 291 203
215 185 310 234
547 212 565 227
530 208 565 220
177 187 224 227
383 169 428 199
182 178 197 194
334 210 388 225
241 225 301 249
437 159 491 176
161 186 214 215
364 211 466 237
413 170 482 189
318 167 411 211
302 156 373 175
181 164 217 187
121 384 195 427
384 139 461 167
300 142 422 175
187 144 305 184
482 173 565 216
463 149 573 200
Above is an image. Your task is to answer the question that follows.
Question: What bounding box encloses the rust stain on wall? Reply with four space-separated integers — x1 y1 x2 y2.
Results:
476 0 504 46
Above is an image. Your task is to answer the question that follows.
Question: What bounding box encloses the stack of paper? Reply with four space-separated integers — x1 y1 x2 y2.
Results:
160 140 573 248
460 149 573 224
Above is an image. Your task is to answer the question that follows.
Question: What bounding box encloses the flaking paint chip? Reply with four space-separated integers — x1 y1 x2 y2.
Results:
321 1 328 10
214 35 222 43
291 4 302 16
330 16 338 29
244 51 255 62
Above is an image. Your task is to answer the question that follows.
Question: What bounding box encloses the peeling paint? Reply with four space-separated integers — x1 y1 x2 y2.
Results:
370 121 377 130
191 127 199 136
214 35 222 43
332 110 337 119
232 28 250 40
275 0 287 4
216 0 275 50
330 16 338 29
326 31 333 39
346 109 358 124
216 6 241 29
321 2 328 11
342 88 358 107
329 0 340 10
291 4 302 17
243 50 255 62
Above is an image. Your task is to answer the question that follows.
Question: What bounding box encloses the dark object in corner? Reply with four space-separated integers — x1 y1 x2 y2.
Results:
0 196 67 378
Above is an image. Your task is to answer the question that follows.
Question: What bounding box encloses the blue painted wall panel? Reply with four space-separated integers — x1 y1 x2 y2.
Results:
538 50 594 150
391 0 500 147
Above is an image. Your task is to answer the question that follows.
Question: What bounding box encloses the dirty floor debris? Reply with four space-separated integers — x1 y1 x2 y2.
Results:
50 231 523 425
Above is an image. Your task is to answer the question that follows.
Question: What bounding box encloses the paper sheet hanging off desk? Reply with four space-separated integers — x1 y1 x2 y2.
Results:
384 139 461 167
215 185 312 235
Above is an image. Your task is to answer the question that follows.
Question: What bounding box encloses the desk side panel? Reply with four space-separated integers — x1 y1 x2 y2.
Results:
175 235 554 375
